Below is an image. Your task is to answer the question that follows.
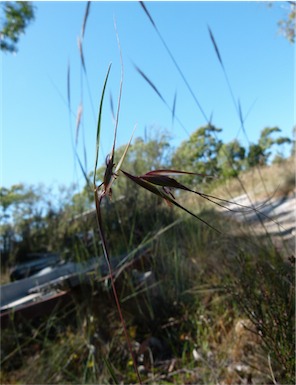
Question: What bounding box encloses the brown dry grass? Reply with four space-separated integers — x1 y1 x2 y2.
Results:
211 156 295 202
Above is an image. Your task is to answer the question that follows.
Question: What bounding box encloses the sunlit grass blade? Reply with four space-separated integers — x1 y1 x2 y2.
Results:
75 103 83 145
144 169 215 179
114 125 137 175
121 169 222 234
94 63 112 186
102 124 137 197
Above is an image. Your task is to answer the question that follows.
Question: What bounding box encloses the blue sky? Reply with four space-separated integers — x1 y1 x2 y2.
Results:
1 1 294 190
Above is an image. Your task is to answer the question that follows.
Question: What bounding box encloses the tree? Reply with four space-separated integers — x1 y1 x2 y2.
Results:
0 184 80 264
0 1 35 53
172 124 223 185
246 127 291 168
246 144 266 168
277 1 295 44
0 184 39 264
217 140 246 178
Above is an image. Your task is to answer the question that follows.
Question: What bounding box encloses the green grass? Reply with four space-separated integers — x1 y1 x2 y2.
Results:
1 199 294 383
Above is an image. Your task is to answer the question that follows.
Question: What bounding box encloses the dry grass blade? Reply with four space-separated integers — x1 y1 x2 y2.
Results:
200 190 289 231
139 1 209 122
208 25 237 113
172 90 177 126
98 20 131 197
81 1 91 39
121 169 222 234
65 58 90 187
139 1 156 28
67 62 71 108
78 2 91 75
134 64 165 103
146 170 289 228
110 92 115 122
238 98 244 128
208 25 273 233
78 2 96 124
235 98 257 139
139 172 245 214
144 169 215 178
139 1 268 233
140 173 212 192
207 25 224 68
77 36 86 73
75 103 83 145
134 63 189 135
76 151 91 189
111 18 124 158
123 169 289 234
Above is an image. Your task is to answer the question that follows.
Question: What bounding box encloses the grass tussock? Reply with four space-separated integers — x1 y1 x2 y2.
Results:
1 207 295 384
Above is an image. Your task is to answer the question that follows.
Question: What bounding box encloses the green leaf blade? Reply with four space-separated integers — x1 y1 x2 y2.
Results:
93 63 112 186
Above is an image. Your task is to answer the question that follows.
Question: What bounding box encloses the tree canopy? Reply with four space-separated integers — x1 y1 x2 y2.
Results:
0 123 293 265
0 1 35 53
277 1 295 43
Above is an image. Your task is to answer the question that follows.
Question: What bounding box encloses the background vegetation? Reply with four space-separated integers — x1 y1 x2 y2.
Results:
1 127 295 384
1 2 295 384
